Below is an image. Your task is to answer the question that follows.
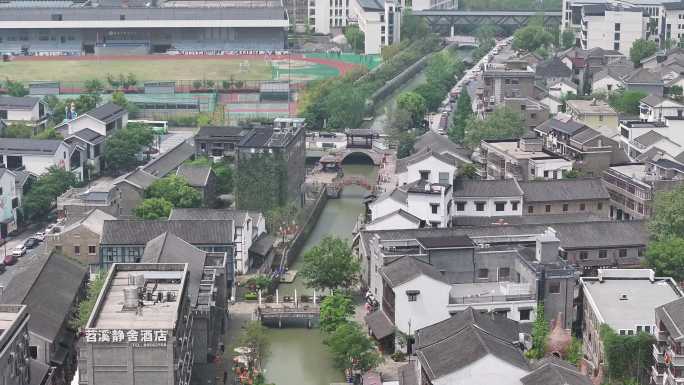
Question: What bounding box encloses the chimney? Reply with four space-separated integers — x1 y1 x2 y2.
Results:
535 227 561 265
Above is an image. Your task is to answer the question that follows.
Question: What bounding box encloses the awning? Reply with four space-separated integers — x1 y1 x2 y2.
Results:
364 310 395 340
249 234 276 257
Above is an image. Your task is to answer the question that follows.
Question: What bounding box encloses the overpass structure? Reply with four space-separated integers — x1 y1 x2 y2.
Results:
412 10 562 33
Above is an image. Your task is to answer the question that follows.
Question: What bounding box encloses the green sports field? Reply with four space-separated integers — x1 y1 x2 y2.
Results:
0 58 274 82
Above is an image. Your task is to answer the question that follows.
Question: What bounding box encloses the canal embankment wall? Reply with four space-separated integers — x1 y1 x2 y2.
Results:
276 186 328 270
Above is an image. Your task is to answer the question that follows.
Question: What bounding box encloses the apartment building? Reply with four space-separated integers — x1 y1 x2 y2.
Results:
653 297 684 385
565 99 619 130
481 60 536 110
580 269 682 376
535 117 625 176
308 0 350 34
0 304 30 385
480 136 574 181
348 0 401 54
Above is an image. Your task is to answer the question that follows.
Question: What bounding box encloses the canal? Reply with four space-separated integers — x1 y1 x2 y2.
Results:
260 47 473 385
263 159 377 385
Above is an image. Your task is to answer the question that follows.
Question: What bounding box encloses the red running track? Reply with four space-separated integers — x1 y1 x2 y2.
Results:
12 53 360 76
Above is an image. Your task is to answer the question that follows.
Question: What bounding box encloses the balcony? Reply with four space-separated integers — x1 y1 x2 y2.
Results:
667 348 684 367
653 365 665 385
666 367 684 385
655 344 665 364
448 282 536 305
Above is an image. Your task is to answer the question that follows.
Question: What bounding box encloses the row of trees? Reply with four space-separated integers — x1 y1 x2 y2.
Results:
300 236 381 378
299 23 441 131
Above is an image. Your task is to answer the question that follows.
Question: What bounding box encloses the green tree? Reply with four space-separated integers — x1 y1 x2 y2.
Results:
325 322 382 374
425 50 463 88
111 91 139 115
4 79 28 97
629 38 658 66
670 85 684 99
400 9 429 41
601 325 654 382
300 236 360 291
381 44 401 62
414 83 447 112
71 270 106 329
324 83 366 130
396 131 416 159
22 166 78 219
512 25 553 53
608 90 648 115
396 92 427 128
565 337 583 366
239 321 271 371
33 128 63 140
345 25 365 53
561 30 576 49
463 107 525 148
648 185 684 240
84 79 105 94
458 163 479 179
134 198 173 219
525 304 549 359
47 94 101 125
319 293 355 334
103 123 153 173
449 90 473 143
646 238 684 282
146 175 202 208
387 106 413 132
2 123 33 138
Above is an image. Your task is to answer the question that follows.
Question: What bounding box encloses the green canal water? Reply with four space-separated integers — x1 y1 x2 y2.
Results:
263 161 377 385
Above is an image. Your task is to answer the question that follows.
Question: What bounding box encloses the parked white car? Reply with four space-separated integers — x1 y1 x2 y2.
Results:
11 245 26 257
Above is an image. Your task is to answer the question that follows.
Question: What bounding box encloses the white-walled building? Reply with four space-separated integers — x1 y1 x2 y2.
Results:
591 68 626 93
451 179 524 218
0 138 84 178
308 0 350 34
639 94 684 122
169 208 268 275
0 96 49 132
480 136 574 181
0 169 19 238
396 150 458 186
55 102 128 138
368 180 453 229
562 0 649 55
580 269 682 373
348 0 401 54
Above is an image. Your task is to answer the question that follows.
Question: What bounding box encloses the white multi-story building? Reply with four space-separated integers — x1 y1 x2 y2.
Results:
580 3 646 55
0 138 84 179
308 0 350 34
348 0 401 54
368 180 453 229
401 0 457 10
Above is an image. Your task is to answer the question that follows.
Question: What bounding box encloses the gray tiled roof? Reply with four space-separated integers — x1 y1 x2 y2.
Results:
452 179 523 198
570 127 601 144
452 213 607 227
417 324 529 381
364 310 394 339
169 208 248 225
196 126 248 140
656 297 684 341
142 232 206 303
396 150 456 173
114 168 158 189
176 163 212 187
0 95 40 109
86 102 125 123
380 256 447 288
0 138 62 156
535 118 587 136
368 209 422 227
535 56 572 79
413 131 472 161
143 140 195 177
101 219 233 245
70 128 104 143
0 251 86 342
362 220 648 250
519 178 609 202
641 94 666 106
521 358 592 385
625 68 664 85
416 307 521 349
